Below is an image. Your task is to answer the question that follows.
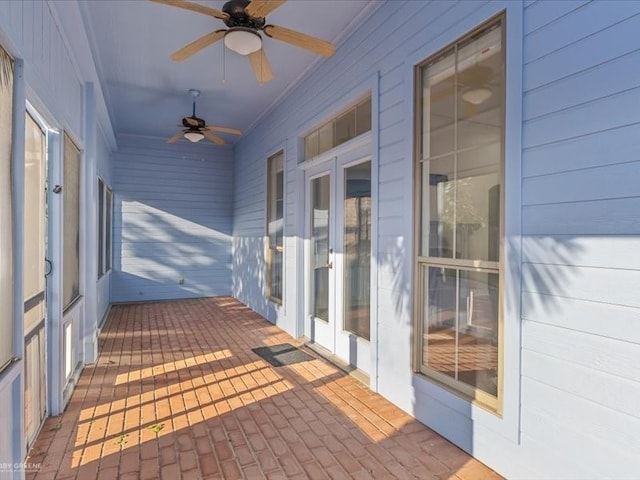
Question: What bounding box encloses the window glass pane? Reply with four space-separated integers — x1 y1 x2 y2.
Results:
318 122 334 156
455 149 501 261
106 187 112 272
305 130 319 159
0 46 14 372
424 266 457 380
304 95 372 161
63 134 81 309
423 154 455 258
98 179 104 277
424 267 499 396
417 19 503 402
335 108 356 146
267 152 284 301
457 269 499 396
343 162 371 339
355 98 372 136
423 48 455 159
311 175 330 321
24 114 46 334
269 250 283 301
455 26 503 262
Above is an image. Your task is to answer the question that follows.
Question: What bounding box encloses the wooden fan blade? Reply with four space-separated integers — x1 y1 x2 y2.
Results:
263 24 335 58
171 29 226 61
205 125 242 136
245 0 286 18
248 48 274 83
202 130 225 145
167 131 184 144
149 0 228 20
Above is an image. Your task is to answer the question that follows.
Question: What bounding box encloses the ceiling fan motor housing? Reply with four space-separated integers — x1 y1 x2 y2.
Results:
183 116 206 128
222 0 266 28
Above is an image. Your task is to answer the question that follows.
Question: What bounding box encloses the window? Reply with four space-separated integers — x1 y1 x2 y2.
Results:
98 178 104 277
98 178 112 278
106 186 112 272
304 96 371 161
63 133 81 310
266 151 284 303
0 45 14 373
414 17 504 409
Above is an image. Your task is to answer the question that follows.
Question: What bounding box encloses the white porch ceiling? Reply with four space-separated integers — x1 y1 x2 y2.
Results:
79 0 378 146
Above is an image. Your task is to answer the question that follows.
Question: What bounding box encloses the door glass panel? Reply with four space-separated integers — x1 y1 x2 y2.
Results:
343 161 371 340
311 175 330 322
24 114 46 334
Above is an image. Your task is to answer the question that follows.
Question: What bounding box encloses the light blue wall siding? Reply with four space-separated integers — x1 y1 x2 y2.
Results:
521 0 640 477
0 0 97 466
112 135 233 302
0 0 83 140
234 0 640 478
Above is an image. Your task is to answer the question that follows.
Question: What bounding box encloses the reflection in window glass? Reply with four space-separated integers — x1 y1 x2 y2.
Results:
335 109 355 146
266 151 284 302
416 19 504 402
343 162 371 340
423 267 499 396
0 46 14 372
63 133 81 310
303 96 372 161
311 175 330 321
98 178 104 277
24 114 47 334
355 98 372 137
106 187 112 272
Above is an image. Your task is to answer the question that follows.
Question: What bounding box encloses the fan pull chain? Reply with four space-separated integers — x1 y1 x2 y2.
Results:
222 44 226 84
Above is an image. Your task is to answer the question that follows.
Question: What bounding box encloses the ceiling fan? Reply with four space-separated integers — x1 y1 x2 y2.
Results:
150 0 336 83
168 89 242 145
430 65 502 117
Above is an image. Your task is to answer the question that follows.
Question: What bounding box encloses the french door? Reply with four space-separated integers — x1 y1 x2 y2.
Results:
304 144 373 374
24 112 48 448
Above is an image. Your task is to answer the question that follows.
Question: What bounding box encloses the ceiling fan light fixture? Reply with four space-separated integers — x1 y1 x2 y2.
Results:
184 131 205 143
224 27 262 55
461 86 492 105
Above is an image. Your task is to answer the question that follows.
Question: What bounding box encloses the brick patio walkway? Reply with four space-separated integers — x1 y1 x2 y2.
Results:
26 297 502 480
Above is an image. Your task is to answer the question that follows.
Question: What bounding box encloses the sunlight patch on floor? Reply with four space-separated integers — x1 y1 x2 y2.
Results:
114 349 233 386
72 358 295 467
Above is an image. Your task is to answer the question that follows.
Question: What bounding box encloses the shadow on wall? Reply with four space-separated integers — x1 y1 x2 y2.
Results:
113 200 232 302
233 235 279 323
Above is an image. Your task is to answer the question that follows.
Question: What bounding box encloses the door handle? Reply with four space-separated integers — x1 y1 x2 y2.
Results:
45 258 53 277
315 261 333 269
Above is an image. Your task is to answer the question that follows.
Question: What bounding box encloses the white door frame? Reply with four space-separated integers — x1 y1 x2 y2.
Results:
298 133 376 376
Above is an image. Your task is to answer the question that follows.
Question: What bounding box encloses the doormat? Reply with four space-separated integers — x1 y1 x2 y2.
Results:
251 343 314 367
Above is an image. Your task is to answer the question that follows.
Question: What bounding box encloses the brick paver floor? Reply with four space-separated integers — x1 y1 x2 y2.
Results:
26 297 502 480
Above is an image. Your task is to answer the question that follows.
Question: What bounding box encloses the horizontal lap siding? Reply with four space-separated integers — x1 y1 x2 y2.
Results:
0 1 83 138
112 137 233 302
232 0 489 323
522 1 640 476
